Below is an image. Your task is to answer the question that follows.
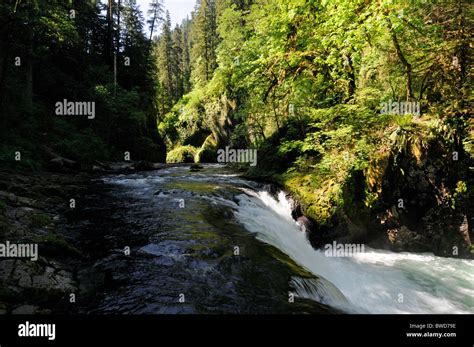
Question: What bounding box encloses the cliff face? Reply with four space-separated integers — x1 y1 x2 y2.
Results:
284 137 473 259
367 140 472 258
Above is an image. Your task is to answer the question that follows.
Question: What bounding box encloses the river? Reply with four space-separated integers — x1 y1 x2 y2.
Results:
67 165 474 314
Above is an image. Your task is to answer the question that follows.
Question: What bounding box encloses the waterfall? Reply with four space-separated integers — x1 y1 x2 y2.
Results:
233 190 474 314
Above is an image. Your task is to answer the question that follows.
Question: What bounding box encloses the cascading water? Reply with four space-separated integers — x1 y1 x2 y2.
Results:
93 165 473 314
233 189 474 314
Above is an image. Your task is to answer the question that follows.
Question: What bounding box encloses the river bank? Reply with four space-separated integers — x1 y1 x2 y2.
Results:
0 166 335 314
1 165 472 314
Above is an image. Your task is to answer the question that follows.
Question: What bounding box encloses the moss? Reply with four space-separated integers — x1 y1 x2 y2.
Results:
196 134 218 163
266 247 314 278
166 145 198 163
165 181 220 194
364 149 391 207
279 171 339 225
29 213 52 228
33 233 82 258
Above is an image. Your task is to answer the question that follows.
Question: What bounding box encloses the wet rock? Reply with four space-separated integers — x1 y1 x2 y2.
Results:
0 191 39 208
12 305 40 314
154 189 169 196
296 216 314 233
0 259 16 279
77 267 106 299
422 206 471 257
92 165 105 172
12 261 36 288
190 164 204 172
134 161 155 171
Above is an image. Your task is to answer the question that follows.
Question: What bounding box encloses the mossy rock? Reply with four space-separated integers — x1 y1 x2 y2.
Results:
165 181 219 194
196 148 217 163
196 134 218 163
279 172 339 225
166 145 198 163
33 233 82 258
29 213 52 228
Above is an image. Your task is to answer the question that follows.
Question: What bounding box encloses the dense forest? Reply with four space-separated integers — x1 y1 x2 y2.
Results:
0 0 473 320
0 0 473 254
0 0 166 167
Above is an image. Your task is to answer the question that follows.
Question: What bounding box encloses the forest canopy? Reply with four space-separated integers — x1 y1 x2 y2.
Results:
0 0 472 235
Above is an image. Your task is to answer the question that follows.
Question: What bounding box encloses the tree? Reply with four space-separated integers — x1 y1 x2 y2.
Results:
147 0 164 41
191 0 218 86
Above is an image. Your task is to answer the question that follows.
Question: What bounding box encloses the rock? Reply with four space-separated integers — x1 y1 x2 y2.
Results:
133 161 155 171
93 161 111 171
12 305 40 314
296 216 314 233
189 164 204 172
43 146 80 172
12 261 36 288
0 191 38 208
92 165 107 172
31 267 76 292
154 190 169 196
422 206 472 257
0 259 16 279
77 267 105 299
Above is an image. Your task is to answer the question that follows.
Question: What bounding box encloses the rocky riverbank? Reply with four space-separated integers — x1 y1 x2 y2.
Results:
0 171 91 314
1 165 339 314
0 162 173 314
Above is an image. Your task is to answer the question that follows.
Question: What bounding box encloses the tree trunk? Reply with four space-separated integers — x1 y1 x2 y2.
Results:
345 54 356 99
386 17 414 101
25 26 33 111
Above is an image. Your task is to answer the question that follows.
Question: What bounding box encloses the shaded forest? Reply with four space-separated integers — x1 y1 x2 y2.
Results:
0 0 166 168
0 0 473 255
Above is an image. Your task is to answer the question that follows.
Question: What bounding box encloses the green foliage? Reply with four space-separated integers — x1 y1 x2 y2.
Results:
451 180 468 209
166 145 198 163
54 129 111 165
0 0 166 170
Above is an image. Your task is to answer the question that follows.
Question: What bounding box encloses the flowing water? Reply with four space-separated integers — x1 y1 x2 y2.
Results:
69 165 474 314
